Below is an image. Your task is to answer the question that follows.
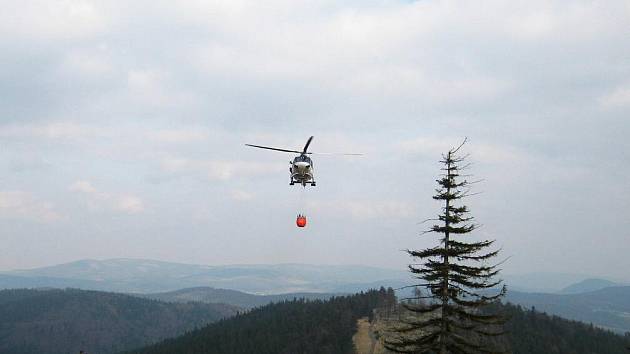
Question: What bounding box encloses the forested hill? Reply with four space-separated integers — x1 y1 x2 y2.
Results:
371 302 630 353
125 290 630 354
502 302 630 353
142 286 337 309
0 288 237 354
125 288 397 354
504 286 630 333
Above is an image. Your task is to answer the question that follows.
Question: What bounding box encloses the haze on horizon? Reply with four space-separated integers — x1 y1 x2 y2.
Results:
1 0 629 281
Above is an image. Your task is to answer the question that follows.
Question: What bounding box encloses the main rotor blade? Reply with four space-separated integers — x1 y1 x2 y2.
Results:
302 136 314 154
309 152 364 156
245 144 302 154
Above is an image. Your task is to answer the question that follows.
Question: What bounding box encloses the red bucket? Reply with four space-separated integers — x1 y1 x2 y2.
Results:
296 215 307 228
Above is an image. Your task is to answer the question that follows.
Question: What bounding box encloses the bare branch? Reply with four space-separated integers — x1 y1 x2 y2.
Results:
417 218 440 225
451 137 468 154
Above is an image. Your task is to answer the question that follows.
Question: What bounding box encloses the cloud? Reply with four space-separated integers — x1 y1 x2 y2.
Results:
397 137 526 164
0 0 108 40
148 129 210 144
188 1 516 106
231 189 254 201
0 191 62 222
70 181 144 214
159 157 282 181
117 195 145 214
308 199 416 220
0 0 629 277
62 45 114 79
0 122 103 140
344 200 416 220
125 69 200 109
69 180 99 194
126 69 169 105
599 84 630 109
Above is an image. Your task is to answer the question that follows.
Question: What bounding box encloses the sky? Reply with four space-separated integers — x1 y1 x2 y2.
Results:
0 0 629 279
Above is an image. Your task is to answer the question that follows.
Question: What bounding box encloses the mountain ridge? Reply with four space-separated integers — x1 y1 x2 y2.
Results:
560 278 619 294
141 286 338 309
124 290 630 354
0 258 410 294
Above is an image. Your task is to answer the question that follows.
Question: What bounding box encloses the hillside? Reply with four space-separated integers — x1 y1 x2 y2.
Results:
505 286 630 333
502 302 630 353
1 259 409 294
372 302 630 354
0 288 237 354
125 288 397 354
143 286 337 309
126 289 630 354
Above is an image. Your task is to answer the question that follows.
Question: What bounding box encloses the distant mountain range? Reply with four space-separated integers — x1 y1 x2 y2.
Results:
0 288 236 354
502 273 626 293
3 258 626 295
559 278 620 294
0 258 410 294
505 286 630 333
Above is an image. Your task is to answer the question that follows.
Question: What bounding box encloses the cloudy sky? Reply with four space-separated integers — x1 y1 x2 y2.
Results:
1 0 629 279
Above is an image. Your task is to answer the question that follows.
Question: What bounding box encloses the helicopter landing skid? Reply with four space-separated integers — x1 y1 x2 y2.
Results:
290 179 315 187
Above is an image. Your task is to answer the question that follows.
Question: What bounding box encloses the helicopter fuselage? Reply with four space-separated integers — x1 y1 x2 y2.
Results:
290 154 315 186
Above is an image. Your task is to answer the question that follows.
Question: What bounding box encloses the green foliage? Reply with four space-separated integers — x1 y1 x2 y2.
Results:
125 288 396 354
505 286 630 333
379 299 630 353
143 286 337 309
499 302 630 354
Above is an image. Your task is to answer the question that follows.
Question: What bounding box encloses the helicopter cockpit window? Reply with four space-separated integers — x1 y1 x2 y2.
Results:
295 155 310 163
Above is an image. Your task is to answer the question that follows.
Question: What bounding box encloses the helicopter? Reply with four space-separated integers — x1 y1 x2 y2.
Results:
245 136 362 187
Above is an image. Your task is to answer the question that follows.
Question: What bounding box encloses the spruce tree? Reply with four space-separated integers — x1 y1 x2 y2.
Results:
385 140 506 354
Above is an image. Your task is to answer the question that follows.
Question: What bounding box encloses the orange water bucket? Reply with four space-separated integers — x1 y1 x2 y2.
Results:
296 215 307 227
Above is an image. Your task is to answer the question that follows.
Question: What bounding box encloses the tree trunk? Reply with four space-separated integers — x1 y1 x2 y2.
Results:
440 151 452 354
